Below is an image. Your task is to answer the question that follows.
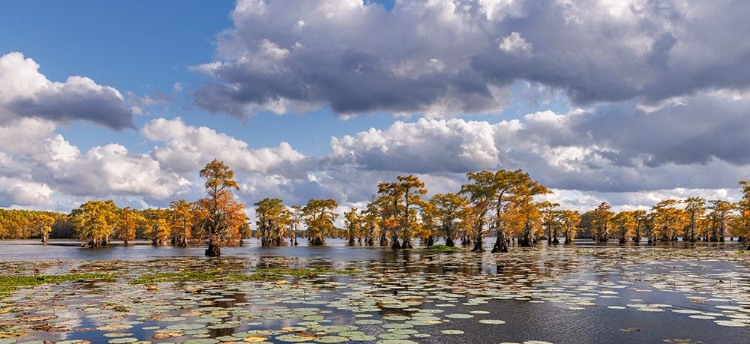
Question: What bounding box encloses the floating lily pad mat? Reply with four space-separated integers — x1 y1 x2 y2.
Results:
0 241 749 343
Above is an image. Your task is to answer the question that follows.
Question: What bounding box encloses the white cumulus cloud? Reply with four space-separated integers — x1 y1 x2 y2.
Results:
0 52 134 130
193 0 750 119
142 117 307 176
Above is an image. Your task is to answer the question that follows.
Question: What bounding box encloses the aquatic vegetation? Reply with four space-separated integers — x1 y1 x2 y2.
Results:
251 268 361 278
424 244 463 252
129 270 254 284
0 245 749 342
111 305 129 312
129 268 360 285
0 273 119 297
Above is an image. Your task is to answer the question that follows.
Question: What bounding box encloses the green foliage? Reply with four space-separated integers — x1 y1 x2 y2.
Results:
0 273 120 298
200 158 239 197
302 198 338 245
591 202 613 242
71 200 120 246
112 305 128 312
197 159 247 256
7 165 750 255
250 268 361 280
424 244 462 252
255 198 291 246
460 169 549 250
376 175 428 249
129 268 360 284
0 209 68 239
344 208 363 244
429 193 469 246
129 270 253 284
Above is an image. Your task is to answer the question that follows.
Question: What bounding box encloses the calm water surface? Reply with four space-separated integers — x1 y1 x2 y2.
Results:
0 239 748 344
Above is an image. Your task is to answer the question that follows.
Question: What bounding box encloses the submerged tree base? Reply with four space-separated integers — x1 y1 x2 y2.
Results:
471 243 485 252
491 242 509 253
205 243 221 257
391 238 401 250
402 239 413 249
379 237 388 247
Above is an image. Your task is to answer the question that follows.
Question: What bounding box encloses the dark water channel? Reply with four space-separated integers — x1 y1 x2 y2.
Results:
0 239 749 343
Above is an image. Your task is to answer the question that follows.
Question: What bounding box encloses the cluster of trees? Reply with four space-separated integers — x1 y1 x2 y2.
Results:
255 198 338 247
4 160 750 256
579 185 750 245
0 209 67 243
68 159 249 256
252 170 577 253
255 173 750 251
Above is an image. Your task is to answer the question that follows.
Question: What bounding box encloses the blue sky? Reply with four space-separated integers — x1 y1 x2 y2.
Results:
1 0 749 213
1 1 232 149
1 0 422 156
1 1 230 95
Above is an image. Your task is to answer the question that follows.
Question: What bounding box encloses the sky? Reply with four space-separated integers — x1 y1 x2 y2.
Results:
1 0 749 217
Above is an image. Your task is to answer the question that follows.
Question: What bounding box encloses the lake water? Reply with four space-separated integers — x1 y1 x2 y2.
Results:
0 238 748 343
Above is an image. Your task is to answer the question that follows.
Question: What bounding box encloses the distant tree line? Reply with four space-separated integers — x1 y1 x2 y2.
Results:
3 161 750 255
0 209 68 242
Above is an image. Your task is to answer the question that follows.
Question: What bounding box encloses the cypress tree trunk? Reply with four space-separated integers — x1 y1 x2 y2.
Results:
547 226 552 244
518 237 532 247
472 228 484 252
402 238 413 249
519 223 533 247
445 237 455 247
634 228 640 244
391 234 401 249
379 231 388 246
311 235 325 246
552 227 559 244
492 229 508 253
205 237 221 257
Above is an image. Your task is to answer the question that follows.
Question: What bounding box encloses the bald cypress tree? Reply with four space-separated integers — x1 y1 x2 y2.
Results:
198 159 247 257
